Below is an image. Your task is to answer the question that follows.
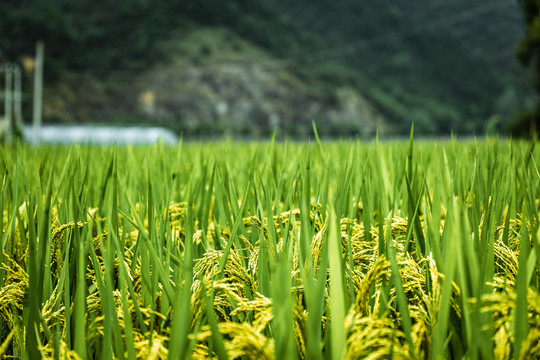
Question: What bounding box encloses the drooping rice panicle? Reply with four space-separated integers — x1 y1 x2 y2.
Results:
0 138 539 359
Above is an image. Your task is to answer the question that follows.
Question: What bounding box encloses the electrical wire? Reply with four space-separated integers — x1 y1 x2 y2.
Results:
51 1 518 81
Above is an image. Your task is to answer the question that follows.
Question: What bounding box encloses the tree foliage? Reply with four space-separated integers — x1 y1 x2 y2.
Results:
0 0 530 135
0 0 301 72
512 0 540 136
1 0 176 73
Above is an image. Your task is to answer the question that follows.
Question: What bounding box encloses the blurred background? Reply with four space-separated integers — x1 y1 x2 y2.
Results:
0 0 538 141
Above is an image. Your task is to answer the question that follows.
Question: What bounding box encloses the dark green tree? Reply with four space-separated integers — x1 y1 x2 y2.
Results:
511 0 540 136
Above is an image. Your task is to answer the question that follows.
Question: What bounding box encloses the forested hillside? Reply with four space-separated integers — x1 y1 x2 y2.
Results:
0 0 533 136
267 0 530 134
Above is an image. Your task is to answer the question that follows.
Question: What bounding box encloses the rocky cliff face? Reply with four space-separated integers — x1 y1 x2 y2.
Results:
44 27 385 138
141 62 383 137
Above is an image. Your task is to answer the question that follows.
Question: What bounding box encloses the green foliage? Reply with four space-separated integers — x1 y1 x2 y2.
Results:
269 0 527 134
0 0 302 73
0 0 532 135
507 110 540 137
513 0 540 137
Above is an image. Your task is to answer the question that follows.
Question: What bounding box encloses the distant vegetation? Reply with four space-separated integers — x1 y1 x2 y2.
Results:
511 0 540 137
0 0 534 136
0 1 301 74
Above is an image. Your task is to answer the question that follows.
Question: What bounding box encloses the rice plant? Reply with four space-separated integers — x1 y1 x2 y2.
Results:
0 136 539 359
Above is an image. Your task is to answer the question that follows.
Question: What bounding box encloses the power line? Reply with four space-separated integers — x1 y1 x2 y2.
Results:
275 1 517 66
52 1 518 80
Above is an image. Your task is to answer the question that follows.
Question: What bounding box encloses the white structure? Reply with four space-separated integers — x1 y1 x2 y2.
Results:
23 125 180 145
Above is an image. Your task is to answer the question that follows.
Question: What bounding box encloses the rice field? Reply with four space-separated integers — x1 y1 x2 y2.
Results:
1 135 539 359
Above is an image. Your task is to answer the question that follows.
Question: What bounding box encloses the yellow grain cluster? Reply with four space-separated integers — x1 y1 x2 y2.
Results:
0 200 538 359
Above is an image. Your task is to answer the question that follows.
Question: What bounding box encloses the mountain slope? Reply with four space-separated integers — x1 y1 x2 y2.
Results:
44 26 385 138
266 0 531 134
1 0 533 136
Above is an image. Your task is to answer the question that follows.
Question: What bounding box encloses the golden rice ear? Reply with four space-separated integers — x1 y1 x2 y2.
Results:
133 332 169 360
493 239 518 281
0 254 28 345
230 293 273 332
343 315 411 360
194 322 275 360
49 206 84 277
0 328 17 359
344 255 388 317
38 338 85 360
311 220 327 274
519 328 540 360
481 284 540 360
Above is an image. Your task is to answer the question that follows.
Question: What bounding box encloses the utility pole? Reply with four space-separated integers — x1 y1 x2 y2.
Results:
33 41 44 144
13 65 24 133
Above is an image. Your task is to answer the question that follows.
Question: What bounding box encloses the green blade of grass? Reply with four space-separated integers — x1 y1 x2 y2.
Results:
202 281 229 360
328 204 346 360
